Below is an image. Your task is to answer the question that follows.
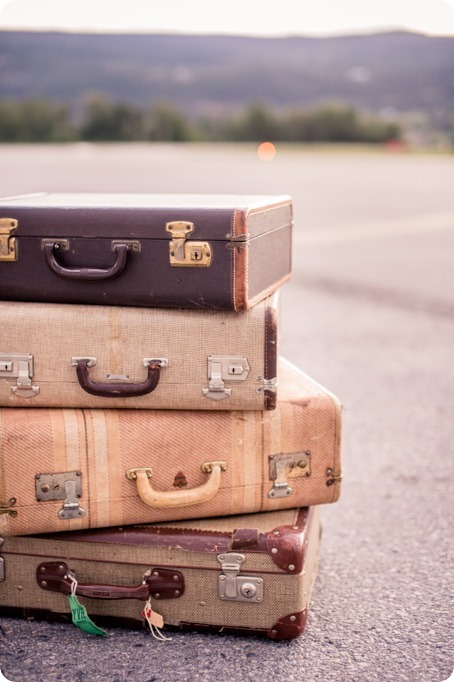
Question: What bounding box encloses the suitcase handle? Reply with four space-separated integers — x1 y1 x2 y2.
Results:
126 461 227 508
72 357 167 398
42 241 133 281
37 562 185 600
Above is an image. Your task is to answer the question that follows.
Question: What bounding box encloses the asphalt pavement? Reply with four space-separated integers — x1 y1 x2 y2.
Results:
0 143 453 682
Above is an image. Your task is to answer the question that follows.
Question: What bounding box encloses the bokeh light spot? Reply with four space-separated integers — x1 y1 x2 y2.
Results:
257 141 276 161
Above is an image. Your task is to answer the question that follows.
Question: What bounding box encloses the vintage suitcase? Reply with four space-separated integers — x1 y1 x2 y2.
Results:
0 293 278 410
0 507 321 641
0 358 341 537
0 192 292 311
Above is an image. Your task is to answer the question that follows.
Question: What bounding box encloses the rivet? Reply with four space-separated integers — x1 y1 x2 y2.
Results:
236 556 242 562
173 575 179 581
290 615 296 622
271 548 278 554
35 475 40 480
153 571 159 576
288 564 295 571
199 601 206 607
298 460 308 468
256 598 262 602
174 590 180 596
220 576 226 581
39 581 47 588
293 526 299 530
273 531 279 535
154 593 160 598
40 484 50 493
271 629 277 635
40 567 46 573
58 564 65 570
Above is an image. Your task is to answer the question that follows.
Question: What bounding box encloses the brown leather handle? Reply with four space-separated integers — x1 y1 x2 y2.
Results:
73 358 164 398
43 241 130 281
37 562 184 600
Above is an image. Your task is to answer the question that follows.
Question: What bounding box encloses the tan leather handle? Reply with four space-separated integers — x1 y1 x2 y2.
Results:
126 461 227 508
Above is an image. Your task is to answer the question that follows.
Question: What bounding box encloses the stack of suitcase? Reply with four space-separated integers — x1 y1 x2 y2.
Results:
0 193 342 641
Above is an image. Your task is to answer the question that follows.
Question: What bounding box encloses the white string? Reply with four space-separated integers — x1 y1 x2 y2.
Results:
68 573 78 597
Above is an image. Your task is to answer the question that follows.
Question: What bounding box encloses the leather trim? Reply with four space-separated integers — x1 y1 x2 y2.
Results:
264 293 279 410
266 508 311 573
231 208 248 311
268 609 308 640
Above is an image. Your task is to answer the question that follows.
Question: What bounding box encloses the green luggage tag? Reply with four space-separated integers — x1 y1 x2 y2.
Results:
67 574 109 637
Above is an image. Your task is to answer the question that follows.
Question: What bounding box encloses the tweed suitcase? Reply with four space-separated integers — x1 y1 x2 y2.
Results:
0 293 278 410
0 507 321 641
0 192 292 311
0 358 342 537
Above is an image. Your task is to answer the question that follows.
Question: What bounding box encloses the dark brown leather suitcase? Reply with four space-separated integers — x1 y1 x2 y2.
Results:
0 193 292 310
0 507 321 641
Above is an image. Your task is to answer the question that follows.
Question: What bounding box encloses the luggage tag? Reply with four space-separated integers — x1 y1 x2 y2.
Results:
67 574 109 637
142 597 172 641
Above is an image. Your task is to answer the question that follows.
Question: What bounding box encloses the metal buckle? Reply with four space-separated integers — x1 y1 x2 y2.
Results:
202 355 250 401
0 353 39 398
268 452 311 499
35 472 85 520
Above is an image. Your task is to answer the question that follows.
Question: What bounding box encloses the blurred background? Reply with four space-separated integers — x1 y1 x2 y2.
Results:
0 0 453 149
1 3 453 682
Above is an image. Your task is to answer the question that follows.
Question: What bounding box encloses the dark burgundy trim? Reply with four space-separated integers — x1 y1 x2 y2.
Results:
265 508 310 574
264 299 278 410
32 525 235 553
231 528 260 551
268 609 308 640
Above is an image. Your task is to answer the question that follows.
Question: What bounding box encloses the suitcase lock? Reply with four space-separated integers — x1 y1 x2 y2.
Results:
166 221 212 267
35 471 86 520
217 553 264 603
0 218 18 261
0 353 40 398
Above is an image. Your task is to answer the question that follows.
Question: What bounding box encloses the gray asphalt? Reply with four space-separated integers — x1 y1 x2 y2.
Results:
0 144 453 682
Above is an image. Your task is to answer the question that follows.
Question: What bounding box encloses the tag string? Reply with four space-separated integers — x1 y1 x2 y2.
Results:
68 572 78 596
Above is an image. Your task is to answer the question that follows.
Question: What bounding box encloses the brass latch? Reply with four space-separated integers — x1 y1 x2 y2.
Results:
0 218 18 261
268 451 311 499
166 221 212 267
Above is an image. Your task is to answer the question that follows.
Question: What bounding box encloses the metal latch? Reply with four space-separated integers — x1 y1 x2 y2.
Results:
35 471 86 520
217 553 264 603
0 498 17 518
166 221 212 267
268 451 311 499
203 355 250 401
0 218 18 261
0 538 4 582
0 353 39 398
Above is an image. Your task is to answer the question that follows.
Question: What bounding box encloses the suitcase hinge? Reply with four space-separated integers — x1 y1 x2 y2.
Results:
0 218 18 261
326 467 342 486
0 353 40 398
256 376 278 394
35 472 86 520
217 553 264 603
203 355 250 401
166 221 212 267
0 538 4 582
0 498 17 518
268 452 311 499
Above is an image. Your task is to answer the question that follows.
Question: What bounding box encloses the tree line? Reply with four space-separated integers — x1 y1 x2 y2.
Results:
0 96 401 143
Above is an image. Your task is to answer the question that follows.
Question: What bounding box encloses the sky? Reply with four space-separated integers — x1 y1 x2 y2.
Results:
1 0 454 37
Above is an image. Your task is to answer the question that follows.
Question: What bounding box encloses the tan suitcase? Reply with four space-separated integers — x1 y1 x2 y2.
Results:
0 507 320 642
0 293 278 410
0 358 342 537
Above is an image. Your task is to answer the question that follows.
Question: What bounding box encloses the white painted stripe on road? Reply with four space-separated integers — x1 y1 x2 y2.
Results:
296 211 454 244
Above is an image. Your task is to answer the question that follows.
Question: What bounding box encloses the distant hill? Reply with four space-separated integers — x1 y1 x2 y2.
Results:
0 30 453 117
